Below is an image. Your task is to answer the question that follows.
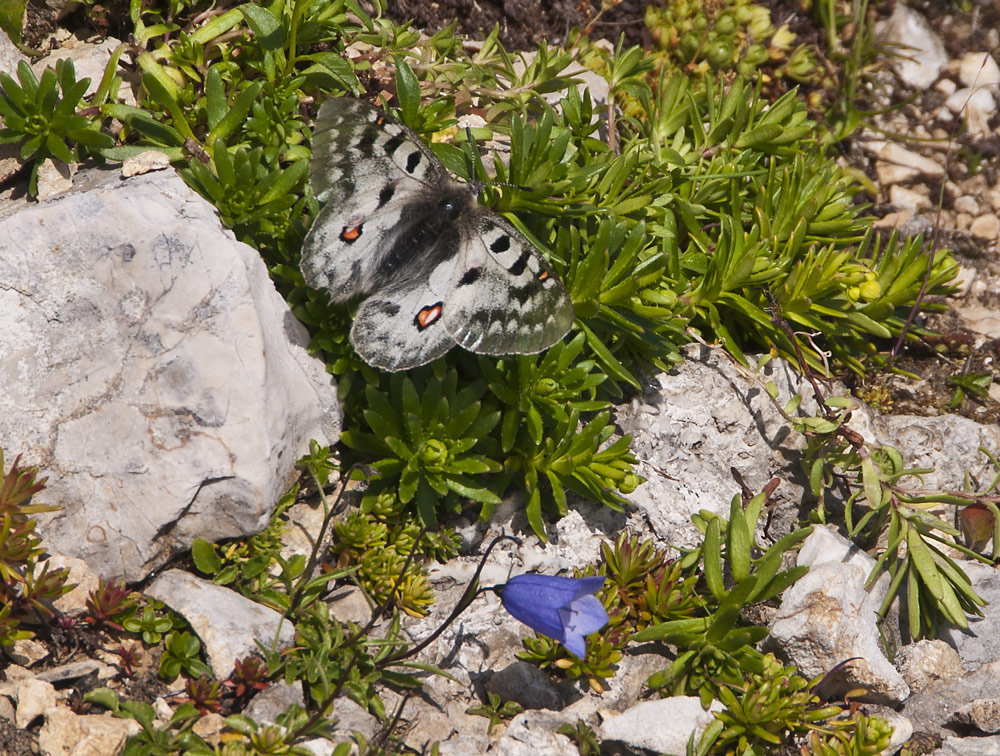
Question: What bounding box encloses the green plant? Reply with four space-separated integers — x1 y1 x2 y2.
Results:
180 675 222 715
112 644 144 678
634 491 812 707
557 719 601 755
121 604 173 644
710 654 846 754
640 0 817 82
159 630 213 680
945 371 992 410
0 450 70 646
0 59 114 195
341 369 502 528
782 372 997 639
38 0 953 550
84 578 139 632
86 689 207 756
224 655 271 701
465 692 524 735
516 501 807 699
690 655 895 755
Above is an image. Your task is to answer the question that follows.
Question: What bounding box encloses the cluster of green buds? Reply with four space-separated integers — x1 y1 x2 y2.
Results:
839 263 883 304
643 0 818 82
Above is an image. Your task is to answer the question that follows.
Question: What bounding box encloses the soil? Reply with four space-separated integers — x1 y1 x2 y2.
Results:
385 0 652 50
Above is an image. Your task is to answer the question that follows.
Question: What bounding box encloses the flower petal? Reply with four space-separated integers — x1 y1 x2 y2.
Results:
499 574 577 641
561 594 609 638
561 631 587 659
499 574 608 656
572 576 606 599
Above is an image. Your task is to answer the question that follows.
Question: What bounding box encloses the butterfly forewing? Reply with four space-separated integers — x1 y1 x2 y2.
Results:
308 98 445 205
300 97 574 371
301 184 413 299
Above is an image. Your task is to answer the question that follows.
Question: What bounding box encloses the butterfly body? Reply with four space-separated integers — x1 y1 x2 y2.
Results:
300 98 573 372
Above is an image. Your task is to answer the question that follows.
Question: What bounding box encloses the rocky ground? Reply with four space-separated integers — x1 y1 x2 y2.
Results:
2 1 1000 756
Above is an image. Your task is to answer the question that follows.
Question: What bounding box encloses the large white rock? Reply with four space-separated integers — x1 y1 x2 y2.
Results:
769 526 910 704
599 697 723 754
37 706 142 756
146 569 296 678
0 168 339 580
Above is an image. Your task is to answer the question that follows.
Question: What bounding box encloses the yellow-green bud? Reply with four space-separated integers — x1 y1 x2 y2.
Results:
859 280 881 301
420 439 448 467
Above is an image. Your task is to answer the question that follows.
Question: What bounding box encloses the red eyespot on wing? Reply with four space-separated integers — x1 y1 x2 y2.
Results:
538 271 549 281
415 302 443 331
340 224 362 242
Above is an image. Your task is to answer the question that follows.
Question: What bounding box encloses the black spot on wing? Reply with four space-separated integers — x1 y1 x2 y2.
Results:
375 300 401 317
384 133 405 156
511 284 536 306
508 250 530 276
378 183 395 208
405 151 422 174
358 124 379 155
490 235 511 254
458 267 482 286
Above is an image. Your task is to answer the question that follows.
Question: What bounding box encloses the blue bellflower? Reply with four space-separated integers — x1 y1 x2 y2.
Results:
496 574 608 659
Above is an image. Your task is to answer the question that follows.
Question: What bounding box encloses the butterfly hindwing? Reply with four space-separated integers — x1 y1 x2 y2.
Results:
444 214 573 355
352 276 459 372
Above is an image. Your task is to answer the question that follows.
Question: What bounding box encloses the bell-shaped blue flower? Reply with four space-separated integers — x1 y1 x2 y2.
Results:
496 574 608 659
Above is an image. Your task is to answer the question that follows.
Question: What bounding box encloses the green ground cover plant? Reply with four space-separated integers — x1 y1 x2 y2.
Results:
0 0 987 753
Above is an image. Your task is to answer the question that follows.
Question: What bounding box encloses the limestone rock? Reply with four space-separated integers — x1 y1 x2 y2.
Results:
903 660 1000 738
0 168 339 581
615 347 819 550
243 680 305 725
146 569 295 678
896 639 965 692
36 660 112 684
970 213 1000 241
32 36 125 100
13 678 58 728
957 52 1000 89
37 707 141 756
933 736 1000 756
769 526 909 704
599 696 722 754
492 707 585 756
938 562 1000 670
953 699 1000 734
40 554 101 616
876 6 948 89
486 661 565 711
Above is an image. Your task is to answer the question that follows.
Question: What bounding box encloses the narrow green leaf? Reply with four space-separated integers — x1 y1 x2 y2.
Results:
394 56 420 126
238 4 285 50
703 517 725 601
727 494 751 583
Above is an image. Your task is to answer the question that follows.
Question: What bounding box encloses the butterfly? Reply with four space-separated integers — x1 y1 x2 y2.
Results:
299 97 574 372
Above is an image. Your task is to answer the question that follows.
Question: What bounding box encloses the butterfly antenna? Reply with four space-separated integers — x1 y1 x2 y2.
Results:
462 124 531 193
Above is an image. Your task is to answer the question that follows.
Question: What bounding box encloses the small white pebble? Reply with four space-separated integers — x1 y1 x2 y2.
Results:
954 195 980 215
